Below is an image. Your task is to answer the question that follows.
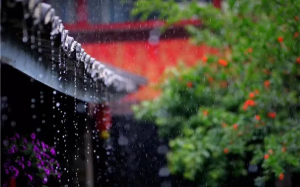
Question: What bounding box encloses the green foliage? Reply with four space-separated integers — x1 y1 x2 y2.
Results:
133 0 300 186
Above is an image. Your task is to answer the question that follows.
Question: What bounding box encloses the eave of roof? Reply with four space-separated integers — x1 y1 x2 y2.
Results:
1 0 147 103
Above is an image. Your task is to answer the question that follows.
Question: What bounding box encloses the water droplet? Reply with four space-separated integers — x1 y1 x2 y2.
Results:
2 115 8 121
159 167 170 177
11 121 16 127
118 135 129 146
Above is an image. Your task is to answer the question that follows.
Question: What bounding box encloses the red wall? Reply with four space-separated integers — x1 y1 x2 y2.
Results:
83 39 215 100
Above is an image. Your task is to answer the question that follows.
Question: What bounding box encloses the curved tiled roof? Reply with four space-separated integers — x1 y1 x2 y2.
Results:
1 0 147 103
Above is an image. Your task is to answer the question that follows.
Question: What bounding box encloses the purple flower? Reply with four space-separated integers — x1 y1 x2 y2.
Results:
27 174 33 181
50 148 56 156
8 148 14 154
57 174 61 179
31 133 36 140
37 154 41 159
45 169 50 175
43 153 50 159
21 164 25 169
12 168 19 177
27 161 31 167
41 142 46 150
16 160 22 166
23 138 28 143
10 137 16 141
9 166 16 171
15 133 20 139
21 157 24 161
43 177 48 184
10 145 17 153
5 169 9 175
33 145 39 153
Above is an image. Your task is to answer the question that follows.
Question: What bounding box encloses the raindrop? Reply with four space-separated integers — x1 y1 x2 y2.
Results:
32 115 37 119
2 96 8 101
36 128 41 132
157 145 168 155
161 181 172 187
31 98 36 103
248 164 258 173
118 135 129 146
11 121 16 127
3 140 9 147
56 103 60 107
2 114 8 121
159 167 170 177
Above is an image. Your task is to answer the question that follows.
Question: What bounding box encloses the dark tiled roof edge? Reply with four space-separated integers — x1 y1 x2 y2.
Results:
1 0 147 95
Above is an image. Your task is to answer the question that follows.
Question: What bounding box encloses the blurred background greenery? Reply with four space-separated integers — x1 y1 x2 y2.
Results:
133 0 300 186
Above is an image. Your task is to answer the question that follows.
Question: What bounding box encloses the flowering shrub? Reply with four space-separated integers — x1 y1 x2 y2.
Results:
133 0 300 186
2 133 61 186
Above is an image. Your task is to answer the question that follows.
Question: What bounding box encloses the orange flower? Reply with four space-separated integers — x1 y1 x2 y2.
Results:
294 32 299 38
268 112 276 119
249 92 255 98
255 115 261 121
296 57 300 64
222 123 227 128
277 36 284 43
243 104 248 111
264 80 270 88
264 154 269 160
247 48 253 53
186 82 193 88
268 149 273 154
295 16 299 21
218 59 228 67
254 89 260 94
203 110 209 116
246 99 256 106
233 124 238 130
279 173 284 181
282 147 286 152
202 55 208 63
243 99 256 111
208 77 214 83
224 148 229 154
